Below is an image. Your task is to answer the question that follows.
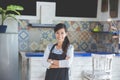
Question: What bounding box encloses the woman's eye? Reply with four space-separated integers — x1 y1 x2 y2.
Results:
56 32 59 34
56 32 65 35
61 32 64 34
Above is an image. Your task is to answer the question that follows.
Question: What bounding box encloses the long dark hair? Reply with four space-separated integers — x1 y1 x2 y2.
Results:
54 23 70 55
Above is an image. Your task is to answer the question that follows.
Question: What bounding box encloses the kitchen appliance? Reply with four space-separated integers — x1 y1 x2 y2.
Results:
0 33 18 80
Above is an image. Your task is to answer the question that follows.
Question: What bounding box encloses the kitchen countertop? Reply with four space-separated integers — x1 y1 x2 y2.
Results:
21 51 120 57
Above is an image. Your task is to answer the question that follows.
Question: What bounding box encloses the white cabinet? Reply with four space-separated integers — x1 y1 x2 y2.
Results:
28 56 120 80
111 57 120 80
29 57 46 80
71 57 92 80
29 57 92 80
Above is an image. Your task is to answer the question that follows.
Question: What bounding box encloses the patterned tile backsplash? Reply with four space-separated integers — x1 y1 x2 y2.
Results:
18 20 119 53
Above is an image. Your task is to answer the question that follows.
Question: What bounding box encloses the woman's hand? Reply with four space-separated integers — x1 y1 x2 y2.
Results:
48 59 58 68
49 64 59 68
65 56 70 60
47 59 53 63
51 56 70 66
48 56 70 68
48 56 70 65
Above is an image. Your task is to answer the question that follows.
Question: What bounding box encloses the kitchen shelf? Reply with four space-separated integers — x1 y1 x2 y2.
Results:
91 30 110 33
28 23 55 28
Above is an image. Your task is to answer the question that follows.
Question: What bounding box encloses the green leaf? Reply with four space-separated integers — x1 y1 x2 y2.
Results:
7 5 24 11
0 4 24 25
0 7 3 12
6 10 21 15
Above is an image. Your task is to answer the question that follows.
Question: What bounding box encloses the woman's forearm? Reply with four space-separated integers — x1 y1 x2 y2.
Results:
52 60 59 65
48 56 70 66
48 56 70 68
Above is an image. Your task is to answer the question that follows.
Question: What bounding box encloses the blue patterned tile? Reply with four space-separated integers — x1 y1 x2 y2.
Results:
81 22 90 31
78 42 89 51
90 43 97 51
64 21 70 29
19 41 29 51
71 41 79 51
18 30 29 41
29 41 39 51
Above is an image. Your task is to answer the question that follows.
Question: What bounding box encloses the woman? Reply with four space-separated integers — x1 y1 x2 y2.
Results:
43 23 74 80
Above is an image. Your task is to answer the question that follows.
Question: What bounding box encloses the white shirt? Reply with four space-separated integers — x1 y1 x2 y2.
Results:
42 43 74 69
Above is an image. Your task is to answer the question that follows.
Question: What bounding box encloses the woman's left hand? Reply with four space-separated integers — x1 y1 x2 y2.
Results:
52 60 59 65
65 56 70 60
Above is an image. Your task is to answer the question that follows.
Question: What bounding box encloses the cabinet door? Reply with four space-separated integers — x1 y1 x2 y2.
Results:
71 57 92 80
29 57 46 80
0 34 18 80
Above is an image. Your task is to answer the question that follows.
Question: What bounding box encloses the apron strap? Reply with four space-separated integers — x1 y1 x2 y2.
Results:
50 43 57 53
48 43 57 59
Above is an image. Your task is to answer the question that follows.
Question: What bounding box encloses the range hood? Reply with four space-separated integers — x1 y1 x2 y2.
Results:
28 2 56 28
28 23 55 28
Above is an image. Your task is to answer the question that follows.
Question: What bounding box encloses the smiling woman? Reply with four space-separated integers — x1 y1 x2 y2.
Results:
42 23 74 80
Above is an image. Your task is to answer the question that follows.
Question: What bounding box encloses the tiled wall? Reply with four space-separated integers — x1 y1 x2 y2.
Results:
18 20 119 52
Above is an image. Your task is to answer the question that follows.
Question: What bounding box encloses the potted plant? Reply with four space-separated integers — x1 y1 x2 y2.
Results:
0 4 24 33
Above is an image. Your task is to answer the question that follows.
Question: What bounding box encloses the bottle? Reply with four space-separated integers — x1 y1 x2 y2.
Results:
93 25 100 32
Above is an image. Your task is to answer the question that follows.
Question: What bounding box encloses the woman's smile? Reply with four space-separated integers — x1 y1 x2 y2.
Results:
55 28 67 42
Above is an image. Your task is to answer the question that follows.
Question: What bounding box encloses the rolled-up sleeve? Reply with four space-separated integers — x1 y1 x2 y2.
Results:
42 45 51 69
59 45 74 68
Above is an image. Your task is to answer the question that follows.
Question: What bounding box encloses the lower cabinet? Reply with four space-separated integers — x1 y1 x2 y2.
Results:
70 57 92 80
29 57 46 80
111 57 120 80
29 57 92 80
29 56 120 80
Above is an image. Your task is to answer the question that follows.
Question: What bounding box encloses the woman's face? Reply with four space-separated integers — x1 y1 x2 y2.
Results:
55 28 67 43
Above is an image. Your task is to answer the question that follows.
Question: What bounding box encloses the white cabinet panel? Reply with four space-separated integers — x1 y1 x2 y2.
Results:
29 57 46 80
29 56 120 80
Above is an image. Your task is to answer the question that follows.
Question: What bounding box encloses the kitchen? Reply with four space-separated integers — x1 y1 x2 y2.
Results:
0 0 120 80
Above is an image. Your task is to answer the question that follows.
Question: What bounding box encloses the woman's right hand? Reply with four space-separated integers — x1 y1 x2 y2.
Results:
47 59 52 63
49 64 59 68
65 56 70 60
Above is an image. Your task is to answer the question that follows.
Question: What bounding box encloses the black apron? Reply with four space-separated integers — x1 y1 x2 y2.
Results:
45 44 69 80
